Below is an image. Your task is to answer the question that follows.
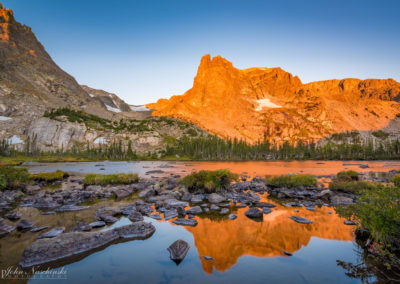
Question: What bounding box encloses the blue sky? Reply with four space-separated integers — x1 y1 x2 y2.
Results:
4 0 400 104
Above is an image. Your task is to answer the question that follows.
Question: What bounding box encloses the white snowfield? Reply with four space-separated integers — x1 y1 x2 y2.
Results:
0 116 12 121
105 104 121 113
255 99 282 111
93 137 107 144
9 135 23 144
130 105 150 112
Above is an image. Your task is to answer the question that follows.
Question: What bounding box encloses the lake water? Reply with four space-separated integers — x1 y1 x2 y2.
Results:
5 161 400 283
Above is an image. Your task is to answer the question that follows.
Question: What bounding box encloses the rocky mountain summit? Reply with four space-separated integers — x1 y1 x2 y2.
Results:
148 54 400 144
0 2 206 154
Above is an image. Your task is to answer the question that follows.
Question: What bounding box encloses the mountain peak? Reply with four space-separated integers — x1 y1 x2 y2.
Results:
148 55 400 144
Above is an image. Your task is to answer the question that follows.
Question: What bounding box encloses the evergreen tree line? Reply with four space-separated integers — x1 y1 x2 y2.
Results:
1 135 400 161
165 135 400 160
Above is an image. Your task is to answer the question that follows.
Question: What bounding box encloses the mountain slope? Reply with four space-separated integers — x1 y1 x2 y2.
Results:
147 54 400 144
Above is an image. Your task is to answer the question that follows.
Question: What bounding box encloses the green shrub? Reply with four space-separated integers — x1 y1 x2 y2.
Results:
393 175 400 187
0 166 29 190
372 130 389 139
336 170 359 181
29 170 68 182
179 169 238 193
329 180 378 194
83 173 139 186
337 185 400 253
266 174 317 188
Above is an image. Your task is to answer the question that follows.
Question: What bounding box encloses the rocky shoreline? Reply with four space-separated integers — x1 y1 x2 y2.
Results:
0 169 396 270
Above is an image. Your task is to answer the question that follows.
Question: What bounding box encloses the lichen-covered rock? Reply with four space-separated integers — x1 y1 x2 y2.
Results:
20 222 155 268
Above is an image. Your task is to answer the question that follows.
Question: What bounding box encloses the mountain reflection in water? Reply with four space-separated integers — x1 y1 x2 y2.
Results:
178 200 353 274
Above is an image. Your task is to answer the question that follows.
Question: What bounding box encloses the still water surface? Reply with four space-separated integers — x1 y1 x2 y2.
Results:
21 161 400 283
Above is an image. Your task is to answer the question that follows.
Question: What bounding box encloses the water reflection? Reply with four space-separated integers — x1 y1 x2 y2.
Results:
181 201 354 274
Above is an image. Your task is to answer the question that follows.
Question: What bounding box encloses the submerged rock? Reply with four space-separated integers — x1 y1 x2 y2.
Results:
244 207 263 219
55 205 90 212
38 227 65 239
172 218 198 227
5 210 22 221
203 256 214 261
289 216 313 224
167 239 190 264
17 220 34 231
20 222 155 268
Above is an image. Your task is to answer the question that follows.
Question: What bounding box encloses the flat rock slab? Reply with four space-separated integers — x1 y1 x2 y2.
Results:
164 210 178 220
167 239 190 263
38 227 65 239
262 208 272 215
228 214 237 220
30 226 49 233
172 218 198 227
255 202 276 208
89 221 106 228
20 222 155 269
289 216 313 224
0 221 16 237
55 205 90 212
207 193 226 204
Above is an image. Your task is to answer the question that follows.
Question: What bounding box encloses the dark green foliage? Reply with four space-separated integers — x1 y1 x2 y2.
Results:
337 185 400 257
372 130 389 139
329 180 378 194
337 170 359 181
392 175 400 187
0 166 29 190
29 170 68 182
179 169 238 193
266 174 317 188
165 135 400 160
83 173 139 186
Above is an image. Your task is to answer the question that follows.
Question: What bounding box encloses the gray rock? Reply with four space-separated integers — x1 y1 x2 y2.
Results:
181 193 192 201
17 220 34 230
164 209 178 220
30 226 49 233
210 204 220 211
344 220 357 225
167 239 190 263
5 210 22 221
0 220 16 236
255 202 276 208
103 215 118 224
55 205 90 212
38 227 65 239
150 214 162 220
331 195 354 205
137 205 154 216
190 195 204 204
121 204 137 215
306 206 315 211
128 211 144 222
235 203 247 208
186 206 202 215
172 218 198 227
228 214 237 220
289 216 313 224
244 207 263 219
72 222 91 232
283 251 292 256
177 206 186 217
262 208 272 215
220 208 229 215
164 199 189 208
89 221 106 228
138 187 156 198
203 256 214 261
20 222 155 268
207 193 226 204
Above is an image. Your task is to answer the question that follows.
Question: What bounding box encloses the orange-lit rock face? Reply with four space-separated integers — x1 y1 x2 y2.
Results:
180 200 353 274
147 55 400 144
